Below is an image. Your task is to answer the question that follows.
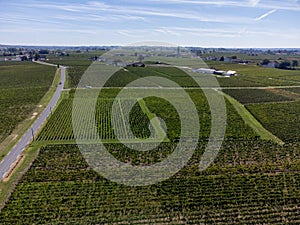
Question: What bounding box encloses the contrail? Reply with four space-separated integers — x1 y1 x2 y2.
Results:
255 9 277 21
249 0 260 7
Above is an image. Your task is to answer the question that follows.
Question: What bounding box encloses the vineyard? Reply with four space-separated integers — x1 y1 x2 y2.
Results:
36 94 160 143
36 88 257 144
0 62 56 143
104 66 199 88
0 141 300 224
246 101 300 143
1 59 300 224
223 89 293 104
206 61 300 87
47 59 92 88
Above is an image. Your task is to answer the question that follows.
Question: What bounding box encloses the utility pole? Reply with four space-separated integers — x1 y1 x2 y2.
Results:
31 128 34 141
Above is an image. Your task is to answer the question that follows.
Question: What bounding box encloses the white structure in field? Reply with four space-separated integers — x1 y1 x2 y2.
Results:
192 68 215 74
193 68 237 77
226 70 237 77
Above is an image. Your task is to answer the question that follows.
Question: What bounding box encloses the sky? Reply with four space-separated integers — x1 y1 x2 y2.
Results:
1 0 300 48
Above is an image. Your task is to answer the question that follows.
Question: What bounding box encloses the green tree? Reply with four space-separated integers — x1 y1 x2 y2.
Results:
292 60 299 68
278 61 291 69
261 59 270 65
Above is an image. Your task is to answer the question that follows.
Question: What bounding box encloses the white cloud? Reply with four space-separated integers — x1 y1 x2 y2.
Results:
249 0 260 7
147 0 300 11
254 9 277 21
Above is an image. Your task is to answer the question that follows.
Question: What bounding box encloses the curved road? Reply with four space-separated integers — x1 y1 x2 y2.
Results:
0 66 65 180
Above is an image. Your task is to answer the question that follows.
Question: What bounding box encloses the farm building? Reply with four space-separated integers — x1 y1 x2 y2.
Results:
213 70 237 77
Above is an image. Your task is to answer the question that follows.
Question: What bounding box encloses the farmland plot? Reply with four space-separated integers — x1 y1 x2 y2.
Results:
1 142 300 224
36 88 257 144
223 89 293 104
247 101 300 142
0 62 56 143
36 97 160 143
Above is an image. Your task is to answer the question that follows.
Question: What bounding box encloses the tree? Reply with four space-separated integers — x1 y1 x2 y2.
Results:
39 50 49 54
34 53 40 61
21 56 28 61
278 61 291 69
219 56 224 61
261 59 270 65
138 55 144 62
292 60 299 68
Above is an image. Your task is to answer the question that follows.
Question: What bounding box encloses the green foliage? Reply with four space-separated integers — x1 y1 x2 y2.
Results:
261 59 270 65
207 62 300 87
0 62 56 142
104 66 199 87
3 59 300 224
47 60 91 88
247 101 300 142
36 95 156 142
223 89 293 104
36 88 257 143
0 61 56 89
1 141 300 224
278 61 291 69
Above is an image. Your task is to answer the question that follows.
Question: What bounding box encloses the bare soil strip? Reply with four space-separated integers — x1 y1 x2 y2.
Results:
2 155 24 182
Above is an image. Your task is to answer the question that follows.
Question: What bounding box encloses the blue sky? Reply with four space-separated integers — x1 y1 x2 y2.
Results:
1 0 300 47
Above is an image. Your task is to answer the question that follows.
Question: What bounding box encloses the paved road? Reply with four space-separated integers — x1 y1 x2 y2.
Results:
0 66 65 180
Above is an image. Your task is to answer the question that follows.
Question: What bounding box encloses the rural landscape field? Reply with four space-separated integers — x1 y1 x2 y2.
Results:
0 47 300 224
1 0 300 224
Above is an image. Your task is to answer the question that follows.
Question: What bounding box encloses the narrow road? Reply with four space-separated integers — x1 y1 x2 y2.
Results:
0 66 66 180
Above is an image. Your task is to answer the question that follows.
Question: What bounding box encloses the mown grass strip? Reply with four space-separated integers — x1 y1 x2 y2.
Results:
138 98 169 142
222 91 284 145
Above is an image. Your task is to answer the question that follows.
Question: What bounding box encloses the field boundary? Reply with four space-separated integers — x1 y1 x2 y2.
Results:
222 92 284 145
